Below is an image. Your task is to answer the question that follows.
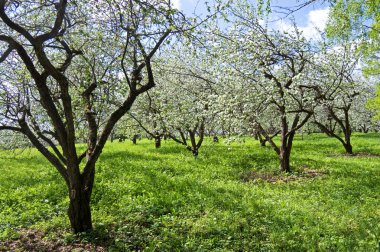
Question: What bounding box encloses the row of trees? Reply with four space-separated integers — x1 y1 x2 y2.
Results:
0 0 378 233
116 3 376 172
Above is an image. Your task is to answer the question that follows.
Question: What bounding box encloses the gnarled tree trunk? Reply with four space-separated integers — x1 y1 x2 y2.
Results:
67 163 95 233
257 112 309 173
68 184 93 233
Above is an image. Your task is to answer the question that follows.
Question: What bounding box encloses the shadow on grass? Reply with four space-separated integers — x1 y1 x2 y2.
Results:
2 134 380 251
352 133 380 139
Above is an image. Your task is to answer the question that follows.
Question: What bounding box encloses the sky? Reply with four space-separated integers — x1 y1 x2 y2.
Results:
270 0 330 39
172 0 331 40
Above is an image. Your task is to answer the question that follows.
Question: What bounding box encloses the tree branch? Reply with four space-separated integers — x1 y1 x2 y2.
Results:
0 45 14 63
0 1 35 42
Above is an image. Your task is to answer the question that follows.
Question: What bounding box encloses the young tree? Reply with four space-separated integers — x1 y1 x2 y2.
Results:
218 3 315 172
0 0 188 233
311 43 364 154
128 91 169 148
351 87 375 133
326 0 380 121
152 44 217 157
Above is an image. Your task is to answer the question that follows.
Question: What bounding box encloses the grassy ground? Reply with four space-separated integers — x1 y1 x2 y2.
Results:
0 133 379 251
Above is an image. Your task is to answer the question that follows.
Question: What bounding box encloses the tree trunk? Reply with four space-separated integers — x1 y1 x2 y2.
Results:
110 131 115 143
257 132 266 146
132 134 137 144
279 150 291 173
343 127 353 154
344 142 353 155
191 147 199 157
155 136 161 148
213 136 219 143
362 125 369 133
343 109 353 154
279 139 291 173
188 130 199 157
279 113 293 173
253 132 259 140
68 185 93 233
67 164 95 233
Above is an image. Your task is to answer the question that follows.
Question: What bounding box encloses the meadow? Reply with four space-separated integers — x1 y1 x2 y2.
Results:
0 133 379 251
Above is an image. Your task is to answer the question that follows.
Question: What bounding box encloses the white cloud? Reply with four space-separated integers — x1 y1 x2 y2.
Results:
258 19 266 27
308 8 330 30
274 8 330 40
275 19 293 33
301 8 330 39
171 0 181 10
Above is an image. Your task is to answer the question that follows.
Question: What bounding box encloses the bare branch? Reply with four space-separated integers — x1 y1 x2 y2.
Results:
0 45 14 63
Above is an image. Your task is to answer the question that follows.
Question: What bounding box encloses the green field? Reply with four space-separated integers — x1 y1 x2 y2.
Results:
0 134 379 251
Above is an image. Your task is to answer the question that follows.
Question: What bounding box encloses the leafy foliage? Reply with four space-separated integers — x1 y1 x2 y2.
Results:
367 84 380 121
327 0 380 76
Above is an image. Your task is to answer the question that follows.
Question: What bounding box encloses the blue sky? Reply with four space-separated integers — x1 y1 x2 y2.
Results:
269 0 329 26
173 0 331 39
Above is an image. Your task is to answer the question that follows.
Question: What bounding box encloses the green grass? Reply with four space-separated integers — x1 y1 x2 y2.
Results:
0 133 380 251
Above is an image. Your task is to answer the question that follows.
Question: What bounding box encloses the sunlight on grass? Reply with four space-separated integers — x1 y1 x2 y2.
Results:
0 133 379 250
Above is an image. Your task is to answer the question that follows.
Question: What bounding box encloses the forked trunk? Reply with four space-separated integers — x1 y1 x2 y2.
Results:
192 148 199 157
257 132 266 146
188 130 198 157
